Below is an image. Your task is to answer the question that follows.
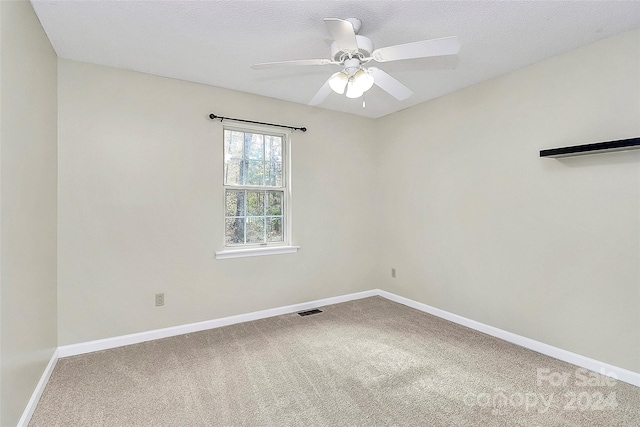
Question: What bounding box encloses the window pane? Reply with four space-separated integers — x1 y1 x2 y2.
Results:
268 162 282 187
266 136 282 162
225 218 245 245
264 136 282 187
225 131 244 158
246 160 265 186
265 164 274 186
267 217 283 242
246 191 265 216
264 135 272 161
245 133 264 160
246 217 265 244
265 162 278 187
224 131 244 186
225 190 245 217
266 191 282 216
224 158 242 186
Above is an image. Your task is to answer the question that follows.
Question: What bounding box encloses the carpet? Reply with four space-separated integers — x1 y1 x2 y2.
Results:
29 296 640 426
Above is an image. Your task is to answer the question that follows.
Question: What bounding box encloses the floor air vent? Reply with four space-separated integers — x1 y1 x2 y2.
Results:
298 309 322 317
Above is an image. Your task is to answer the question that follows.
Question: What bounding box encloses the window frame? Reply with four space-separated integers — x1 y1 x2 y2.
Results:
220 124 291 250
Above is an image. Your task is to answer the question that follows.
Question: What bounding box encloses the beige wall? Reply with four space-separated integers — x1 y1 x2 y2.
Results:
377 29 640 372
0 0 58 425
57 59 378 345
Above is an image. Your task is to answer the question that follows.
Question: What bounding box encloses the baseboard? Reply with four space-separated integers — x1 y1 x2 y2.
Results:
58 289 378 358
376 289 640 388
17 348 59 427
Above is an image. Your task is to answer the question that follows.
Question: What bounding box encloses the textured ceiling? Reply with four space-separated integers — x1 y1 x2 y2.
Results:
31 1 640 118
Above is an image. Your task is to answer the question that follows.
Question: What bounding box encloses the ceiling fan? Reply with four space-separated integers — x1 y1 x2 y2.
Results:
252 18 460 106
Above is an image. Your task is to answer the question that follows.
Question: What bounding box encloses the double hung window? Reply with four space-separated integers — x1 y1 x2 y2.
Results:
223 127 287 247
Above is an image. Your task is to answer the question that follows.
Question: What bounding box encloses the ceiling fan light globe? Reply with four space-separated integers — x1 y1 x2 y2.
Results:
345 80 364 99
328 71 348 94
353 69 374 92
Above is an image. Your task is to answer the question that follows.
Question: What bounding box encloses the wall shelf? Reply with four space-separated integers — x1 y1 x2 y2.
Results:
540 137 640 158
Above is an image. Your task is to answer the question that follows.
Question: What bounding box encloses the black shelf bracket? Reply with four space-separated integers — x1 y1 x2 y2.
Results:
540 137 640 158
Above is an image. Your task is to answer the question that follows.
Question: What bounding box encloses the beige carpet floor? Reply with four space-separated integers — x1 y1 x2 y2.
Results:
30 296 640 426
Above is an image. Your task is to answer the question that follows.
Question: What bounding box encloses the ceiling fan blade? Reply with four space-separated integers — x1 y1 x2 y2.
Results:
369 67 413 101
324 18 359 53
309 79 333 106
372 36 460 63
252 59 334 70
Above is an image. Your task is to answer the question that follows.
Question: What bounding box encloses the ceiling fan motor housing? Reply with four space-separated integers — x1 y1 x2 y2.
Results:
331 35 374 62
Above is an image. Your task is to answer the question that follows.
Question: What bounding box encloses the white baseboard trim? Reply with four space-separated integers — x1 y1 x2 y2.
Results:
376 289 640 388
58 289 378 358
17 348 59 427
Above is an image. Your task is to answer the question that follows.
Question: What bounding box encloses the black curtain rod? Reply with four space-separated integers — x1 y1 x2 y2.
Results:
209 113 307 133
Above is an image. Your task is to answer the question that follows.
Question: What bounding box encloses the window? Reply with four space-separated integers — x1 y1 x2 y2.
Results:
223 127 288 247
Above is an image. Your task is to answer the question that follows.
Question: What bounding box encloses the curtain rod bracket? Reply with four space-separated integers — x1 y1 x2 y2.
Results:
209 113 306 133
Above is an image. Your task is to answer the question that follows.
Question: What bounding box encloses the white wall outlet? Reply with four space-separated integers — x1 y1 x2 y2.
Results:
155 293 164 307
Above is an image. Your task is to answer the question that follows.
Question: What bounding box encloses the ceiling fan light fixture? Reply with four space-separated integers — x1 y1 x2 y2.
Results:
345 79 364 99
328 71 348 94
353 69 374 93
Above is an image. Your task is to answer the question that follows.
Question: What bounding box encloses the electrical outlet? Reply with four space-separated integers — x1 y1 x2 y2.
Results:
391 268 396 278
155 293 164 307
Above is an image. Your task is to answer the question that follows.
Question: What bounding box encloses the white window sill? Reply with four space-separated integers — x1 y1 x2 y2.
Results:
215 245 300 260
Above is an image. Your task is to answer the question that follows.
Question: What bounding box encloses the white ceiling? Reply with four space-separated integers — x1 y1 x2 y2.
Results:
31 1 640 118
